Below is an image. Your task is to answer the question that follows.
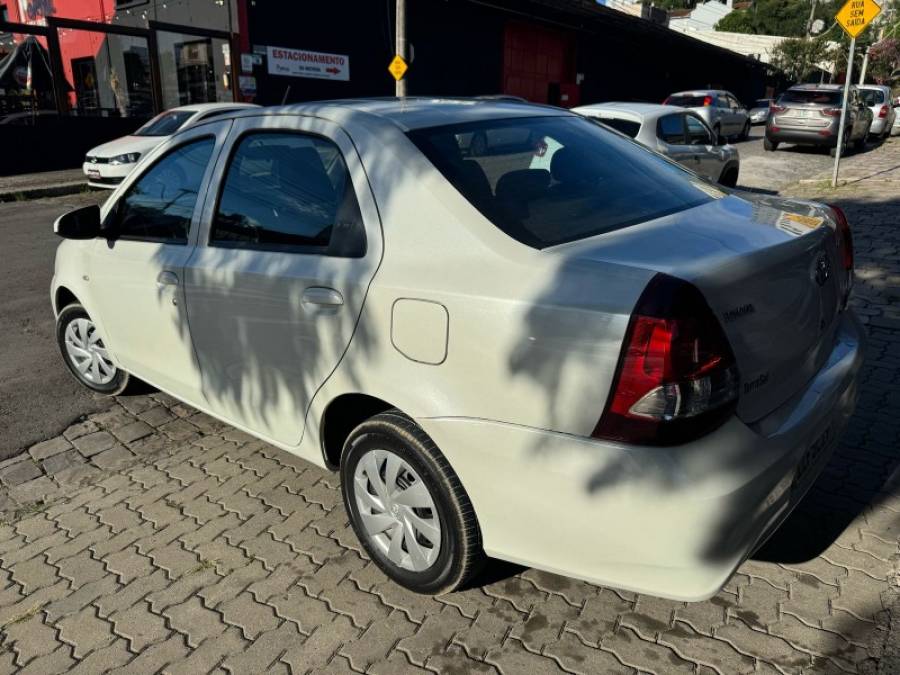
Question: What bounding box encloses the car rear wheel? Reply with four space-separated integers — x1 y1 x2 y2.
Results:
719 166 739 188
763 137 778 152
830 134 850 157
56 304 130 395
341 410 485 594
740 121 750 141
853 133 868 152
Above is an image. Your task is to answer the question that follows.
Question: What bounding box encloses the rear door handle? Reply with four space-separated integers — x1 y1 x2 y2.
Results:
302 287 344 308
157 271 179 287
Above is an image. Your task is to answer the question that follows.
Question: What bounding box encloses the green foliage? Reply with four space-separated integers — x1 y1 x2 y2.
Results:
770 36 835 81
715 0 843 38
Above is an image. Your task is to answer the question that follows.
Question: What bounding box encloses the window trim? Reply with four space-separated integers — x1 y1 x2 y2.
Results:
110 135 217 246
208 128 366 257
684 113 713 146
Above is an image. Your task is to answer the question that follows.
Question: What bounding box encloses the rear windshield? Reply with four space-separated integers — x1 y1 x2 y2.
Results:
754 99 772 108
859 89 886 105
592 117 641 138
778 90 842 105
407 115 713 249
665 94 708 107
134 110 194 136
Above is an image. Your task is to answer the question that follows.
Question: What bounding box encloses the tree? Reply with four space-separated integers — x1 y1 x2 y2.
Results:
715 0 844 37
867 38 900 83
770 36 835 81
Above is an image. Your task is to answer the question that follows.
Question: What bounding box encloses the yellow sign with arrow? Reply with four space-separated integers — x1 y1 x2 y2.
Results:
836 0 882 39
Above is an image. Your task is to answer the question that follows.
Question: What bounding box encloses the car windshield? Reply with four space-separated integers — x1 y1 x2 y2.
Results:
408 115 714 249
665 94 709 107
592 117 641 138
859 89 886 105
779 90 842 105
133 110 194 136
754 100 771 108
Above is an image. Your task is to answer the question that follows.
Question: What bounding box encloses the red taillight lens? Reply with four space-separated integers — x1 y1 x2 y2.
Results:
822 107 842 117
703 96 713 106
879 105 888 118
663 97 671 104
770 105 786 114
593 274 740 446
828 204 853 272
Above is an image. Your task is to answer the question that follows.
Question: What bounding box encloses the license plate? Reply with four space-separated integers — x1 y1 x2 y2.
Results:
87 169 101 179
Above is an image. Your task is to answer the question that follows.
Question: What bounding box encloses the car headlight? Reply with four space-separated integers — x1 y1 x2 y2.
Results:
108 152 141 165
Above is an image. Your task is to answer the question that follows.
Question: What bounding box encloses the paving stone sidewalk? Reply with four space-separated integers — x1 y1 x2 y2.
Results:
0 160 899 674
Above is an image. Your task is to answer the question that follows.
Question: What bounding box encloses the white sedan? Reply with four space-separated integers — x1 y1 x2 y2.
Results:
53 98 862 600
82 102 259 188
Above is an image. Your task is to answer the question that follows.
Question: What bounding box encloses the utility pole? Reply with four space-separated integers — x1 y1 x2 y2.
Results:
806 0 818 35
396 0 407 97
860 23 886 83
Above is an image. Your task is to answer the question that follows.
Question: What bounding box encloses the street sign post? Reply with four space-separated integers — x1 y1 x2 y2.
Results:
388 55 408 82
832 0 881 187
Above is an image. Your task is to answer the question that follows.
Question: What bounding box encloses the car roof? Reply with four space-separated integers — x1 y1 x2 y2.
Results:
857 84 890 91
574 102 680 119
668 90 727 96
788 84 845 91
172 102 261 113
223 97 571 131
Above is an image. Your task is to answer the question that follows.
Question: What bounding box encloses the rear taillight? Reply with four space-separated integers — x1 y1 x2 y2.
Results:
703 96 713 106
822 107 842 117
663 97 671 104
771 105 786 114
828 204 853 272
593 274 740 446
879 105 889 118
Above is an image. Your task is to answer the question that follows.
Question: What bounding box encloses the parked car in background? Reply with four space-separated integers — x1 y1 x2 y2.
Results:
52 98 862 601
892 104 900 136
573 102 740 186
766 84 872 156
749 99 773 125
858 85 896 139
663 89 751 141
82 102 260 188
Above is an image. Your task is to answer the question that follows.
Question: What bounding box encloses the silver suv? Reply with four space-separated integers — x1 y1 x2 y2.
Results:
664 89 751 141
765 84 873 156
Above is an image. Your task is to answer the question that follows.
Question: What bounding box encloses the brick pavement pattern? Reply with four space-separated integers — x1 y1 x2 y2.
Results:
1 143 899 674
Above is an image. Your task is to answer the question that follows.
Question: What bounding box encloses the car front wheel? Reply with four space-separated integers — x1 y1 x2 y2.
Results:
341 411 485 594
56 303 130 395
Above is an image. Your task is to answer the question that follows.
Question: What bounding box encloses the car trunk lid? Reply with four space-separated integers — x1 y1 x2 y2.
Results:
551 192 846 424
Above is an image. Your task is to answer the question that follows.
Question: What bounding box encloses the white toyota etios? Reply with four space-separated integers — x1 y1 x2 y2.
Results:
52 99 863 600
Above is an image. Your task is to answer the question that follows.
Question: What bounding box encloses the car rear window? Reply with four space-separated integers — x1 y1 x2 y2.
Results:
778 90 842 105
407 115 713 249
665 95 708 107
592 117 641 138
859 89 886 105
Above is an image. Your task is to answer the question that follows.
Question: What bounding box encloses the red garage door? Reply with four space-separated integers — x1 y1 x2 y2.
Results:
502 21 577 106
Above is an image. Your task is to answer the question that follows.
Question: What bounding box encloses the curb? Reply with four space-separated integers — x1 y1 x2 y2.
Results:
0 181 91 203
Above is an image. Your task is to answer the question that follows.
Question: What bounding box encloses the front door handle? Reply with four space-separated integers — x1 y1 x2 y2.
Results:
302 287 344 308
157 271 179 287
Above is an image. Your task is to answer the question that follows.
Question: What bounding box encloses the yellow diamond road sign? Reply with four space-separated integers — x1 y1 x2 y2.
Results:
836 0 881 39
388 55 408 81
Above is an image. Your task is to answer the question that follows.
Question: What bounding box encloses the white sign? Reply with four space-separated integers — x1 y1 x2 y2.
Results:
267 46 350 81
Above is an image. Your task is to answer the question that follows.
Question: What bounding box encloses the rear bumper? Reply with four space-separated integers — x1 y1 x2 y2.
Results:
869 117 889 135
420 311 864 601
766 126 838 147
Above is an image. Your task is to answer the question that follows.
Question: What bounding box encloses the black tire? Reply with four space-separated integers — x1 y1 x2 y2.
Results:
56 303 130 395
719 166 739 188
853 133 867 152
341 410 485 594
740 121 751 141
830 134 849 158
763 137 778 152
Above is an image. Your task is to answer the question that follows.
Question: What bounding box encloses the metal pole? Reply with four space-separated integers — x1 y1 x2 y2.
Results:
831 36 856 188
395 0 406 97
859 48 869 83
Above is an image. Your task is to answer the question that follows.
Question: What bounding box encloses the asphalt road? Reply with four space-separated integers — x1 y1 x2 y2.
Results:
0 190 110 458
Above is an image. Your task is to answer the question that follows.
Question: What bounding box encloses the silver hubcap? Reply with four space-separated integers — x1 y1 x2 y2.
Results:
64 318 116 385
353 449 441 572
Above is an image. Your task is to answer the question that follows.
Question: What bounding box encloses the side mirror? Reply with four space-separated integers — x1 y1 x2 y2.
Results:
53 204 101 239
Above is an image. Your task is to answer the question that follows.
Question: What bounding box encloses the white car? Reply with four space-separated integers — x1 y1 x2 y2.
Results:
858 84 896 139
52 99 862 600
83 102 259 188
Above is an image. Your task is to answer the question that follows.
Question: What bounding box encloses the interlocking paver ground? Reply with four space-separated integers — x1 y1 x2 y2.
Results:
1 141 900 674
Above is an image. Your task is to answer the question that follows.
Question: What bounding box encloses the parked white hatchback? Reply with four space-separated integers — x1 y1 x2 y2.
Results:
53 98 863 600
82 102 259 189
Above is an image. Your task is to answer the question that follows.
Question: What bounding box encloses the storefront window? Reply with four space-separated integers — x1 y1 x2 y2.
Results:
0 32 58 124
156 30 232 109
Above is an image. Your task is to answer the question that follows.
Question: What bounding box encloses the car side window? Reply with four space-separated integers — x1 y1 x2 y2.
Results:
685 116 712 145
210 131 365 256
115 137 215 244
727 95 740 110
657 114 686 145
717 95 730 108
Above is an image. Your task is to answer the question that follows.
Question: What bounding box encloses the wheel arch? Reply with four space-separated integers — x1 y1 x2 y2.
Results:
54 286 81 316
319 393 398 470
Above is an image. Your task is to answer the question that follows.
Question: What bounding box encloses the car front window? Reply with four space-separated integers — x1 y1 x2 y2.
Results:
134 111 195 136
408 115 713 249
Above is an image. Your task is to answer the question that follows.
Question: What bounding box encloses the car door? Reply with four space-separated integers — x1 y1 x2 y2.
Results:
726 94 746 133
86 122 229 404
182 115 382 447
656 113 700 173
684 114 720 181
